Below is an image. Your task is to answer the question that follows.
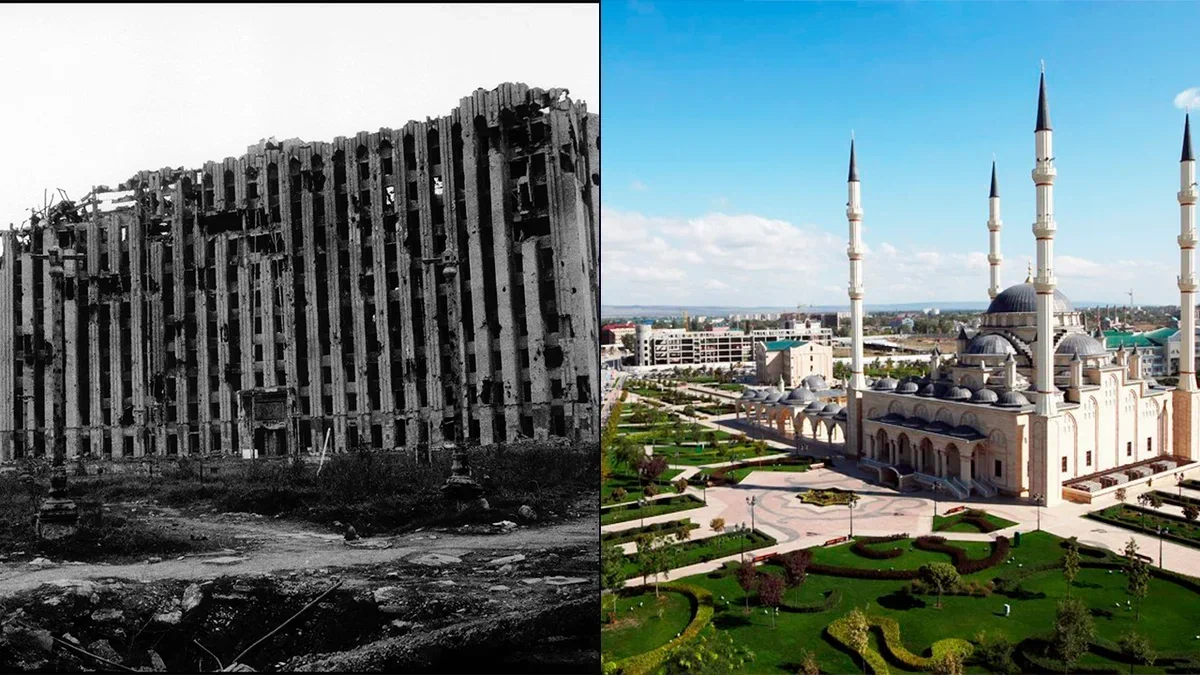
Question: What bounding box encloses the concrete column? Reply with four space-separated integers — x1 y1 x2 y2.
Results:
107 214 125 457
960 453 973 483
482 113 521 438
0 231 14 461
149 241 167 455
458 109 496 446
298 147 326 453
342 137 370 436
129 207 146 459
171 179 190 454
366 132 396 449
214 233 234 454
319 144 348 453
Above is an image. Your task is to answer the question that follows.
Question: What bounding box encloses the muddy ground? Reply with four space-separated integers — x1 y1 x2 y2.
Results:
0 493 600 672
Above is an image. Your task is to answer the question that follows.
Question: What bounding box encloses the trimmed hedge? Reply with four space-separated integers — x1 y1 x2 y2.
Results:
851 534 907 560
808 561 920 580
611 583 713 675
913 535 1010 574
827 614 891 675
826 612 972 675
1085 506 1200 550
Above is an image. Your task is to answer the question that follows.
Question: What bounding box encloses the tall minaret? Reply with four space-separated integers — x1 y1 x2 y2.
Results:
845 137 867 458
1174 112 1199 461
1031 67 1063 505
987 160 1003 300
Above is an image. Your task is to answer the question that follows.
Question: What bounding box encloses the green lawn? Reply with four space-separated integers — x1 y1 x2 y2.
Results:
601 589 694 660
722 462 809 484
602 467 683 505
812 537 996 572
651 444 767 466
601 494 705 526
933 510 1019 533
621 529 777 580
662 532 1200 673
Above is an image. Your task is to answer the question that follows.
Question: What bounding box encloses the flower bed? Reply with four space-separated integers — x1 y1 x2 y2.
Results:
602 519 699 546
798 487 855 507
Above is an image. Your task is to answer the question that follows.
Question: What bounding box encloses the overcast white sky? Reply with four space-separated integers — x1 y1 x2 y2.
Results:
0 3 598 227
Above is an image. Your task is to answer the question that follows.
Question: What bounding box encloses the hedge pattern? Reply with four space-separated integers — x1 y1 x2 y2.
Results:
611 583 714 675
827 612 973 674
851 534 907 560
912 535 1010 574
601 519 698 546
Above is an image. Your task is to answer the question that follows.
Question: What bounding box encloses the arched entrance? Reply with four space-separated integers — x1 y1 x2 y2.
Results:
945 443 961 480
897 434 912 467
919 438 935 474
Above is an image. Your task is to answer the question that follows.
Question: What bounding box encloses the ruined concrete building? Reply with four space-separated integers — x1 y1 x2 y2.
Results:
0 83 599 462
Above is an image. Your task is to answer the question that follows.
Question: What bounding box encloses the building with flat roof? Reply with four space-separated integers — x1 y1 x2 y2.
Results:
635 322 833 367
754 339 834 389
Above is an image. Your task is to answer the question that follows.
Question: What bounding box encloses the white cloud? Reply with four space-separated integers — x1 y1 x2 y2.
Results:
630 180 648 192
601 207 1170 307
1176 88 1200 110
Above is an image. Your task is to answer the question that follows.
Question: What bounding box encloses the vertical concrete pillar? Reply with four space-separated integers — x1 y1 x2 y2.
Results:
87 216 103 457
41 228 56 459
343 136 371 439
171 180 190 454
129 203 146 458
214 234 234 453
320 143 348 452
149 241 167 455
20 242 36 456
298 146 325 454
193 172 212 457
366 131 396 449
414 124 447 446
482 107 521 437
0 232 14 461
107 213 124 457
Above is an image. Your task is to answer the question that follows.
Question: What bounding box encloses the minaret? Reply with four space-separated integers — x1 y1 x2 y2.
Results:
987 160 1003 300
1031 66 1063 505
1175 112 1199 461
845 137 867 458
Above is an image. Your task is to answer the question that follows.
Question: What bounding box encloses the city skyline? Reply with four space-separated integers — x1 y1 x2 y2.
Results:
602 0 1200 307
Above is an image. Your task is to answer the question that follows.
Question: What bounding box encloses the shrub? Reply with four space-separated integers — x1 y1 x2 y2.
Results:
643 484 659 497
972 631 1017 674
778 549 813 587
612 487 628 502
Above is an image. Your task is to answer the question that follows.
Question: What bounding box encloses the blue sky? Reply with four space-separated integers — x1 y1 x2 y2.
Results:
601 0 1200 308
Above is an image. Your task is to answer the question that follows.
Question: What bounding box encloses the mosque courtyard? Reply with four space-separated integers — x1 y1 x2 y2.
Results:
602 384 1200 674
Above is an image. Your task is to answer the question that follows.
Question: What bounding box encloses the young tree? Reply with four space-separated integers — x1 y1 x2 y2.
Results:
1118 631 1156 675
735 562 759 614
636 455 669 485
1185 503 1200 523
844 608 871 674
1115 486 1127 505
1137 492 1163 531
931 650 965 675
781 549 812 588
799 649 821 675
919 562 960 609
1051 597 1095 674
1062 538 1081 598
710 517 726 534
1127 554 1150 623
600 543 626 620
758 573 784 628
634 533 656 588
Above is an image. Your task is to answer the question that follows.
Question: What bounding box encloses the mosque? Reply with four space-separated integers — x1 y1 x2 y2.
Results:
738 71 1199 506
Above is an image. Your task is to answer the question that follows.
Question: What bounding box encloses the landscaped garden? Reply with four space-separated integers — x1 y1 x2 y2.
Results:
933 508 1018 533
1087 502 1200 549
601 494 705 526
650 443 768 466
620 528 778 581
602 530 1200 674
601 518 701 547
602 467 684 505
601 589 695 661
691 457 815 486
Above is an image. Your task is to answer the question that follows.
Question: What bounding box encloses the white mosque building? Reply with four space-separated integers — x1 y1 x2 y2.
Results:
739 71 1199 506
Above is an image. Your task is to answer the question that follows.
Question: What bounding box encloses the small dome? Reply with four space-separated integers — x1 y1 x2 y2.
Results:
986 283 1074 314
953 424 977 436
918 383 937 397
944 386 972 401
805 401 824 412
788 387 817 403
1056 333 1107 357
896 380 920 394
741 389 756 399
833 407 848 420
965 334 1017 356
821 403 841 415
802 374 828 391
873 377 899 391
995 390 1031 408
765 390 785 403
971 388 999 404
904 415 928 427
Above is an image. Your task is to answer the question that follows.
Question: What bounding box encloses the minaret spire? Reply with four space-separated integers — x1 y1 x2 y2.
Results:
1035 70 1052 132
1184 113 1194 163
1175 110 1198 402
987 160 1003 299
1031 65 1062 504
844 135 867 459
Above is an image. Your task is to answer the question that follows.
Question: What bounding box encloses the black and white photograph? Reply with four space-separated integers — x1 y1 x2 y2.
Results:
0 3 600 672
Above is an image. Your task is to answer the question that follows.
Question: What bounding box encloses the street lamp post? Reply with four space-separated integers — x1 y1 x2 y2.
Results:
639 498 648 530
1178 473 1185 500
1034 493 1044 532
746 495 757 533
1159 526 1167 568
738 522 747 564
932 482 941 517
849 497 856 537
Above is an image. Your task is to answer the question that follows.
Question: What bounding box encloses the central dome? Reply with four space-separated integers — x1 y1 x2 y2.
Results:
986 283 1074 314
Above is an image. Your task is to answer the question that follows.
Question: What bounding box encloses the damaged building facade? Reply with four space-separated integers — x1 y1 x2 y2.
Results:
0 83 599 462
